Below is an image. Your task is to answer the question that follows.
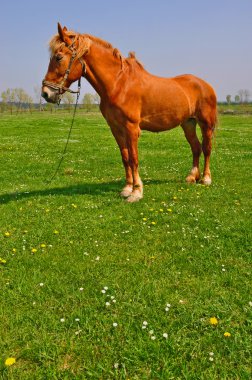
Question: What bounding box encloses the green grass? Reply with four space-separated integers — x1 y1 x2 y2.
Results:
0 112 251 379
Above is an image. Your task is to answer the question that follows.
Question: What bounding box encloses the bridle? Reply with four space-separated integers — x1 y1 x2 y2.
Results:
42 37 86 104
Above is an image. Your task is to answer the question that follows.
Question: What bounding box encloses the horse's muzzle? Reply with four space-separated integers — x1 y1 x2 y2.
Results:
41 87 59 104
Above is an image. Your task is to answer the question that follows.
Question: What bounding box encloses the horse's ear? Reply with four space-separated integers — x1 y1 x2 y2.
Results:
58 22 71 45
58 23 65 40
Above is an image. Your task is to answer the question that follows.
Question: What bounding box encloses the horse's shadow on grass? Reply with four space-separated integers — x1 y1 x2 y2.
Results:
0 178 170 205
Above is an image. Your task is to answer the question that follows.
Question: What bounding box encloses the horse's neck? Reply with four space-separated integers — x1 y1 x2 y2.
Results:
84 43 122 98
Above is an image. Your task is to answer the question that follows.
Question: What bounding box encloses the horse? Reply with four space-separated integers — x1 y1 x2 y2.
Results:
42 23 217 203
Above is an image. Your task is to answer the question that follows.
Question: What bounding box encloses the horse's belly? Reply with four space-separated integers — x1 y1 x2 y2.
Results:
140 112 182 132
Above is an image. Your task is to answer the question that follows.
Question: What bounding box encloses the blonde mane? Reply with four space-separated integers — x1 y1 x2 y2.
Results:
49 31 144 69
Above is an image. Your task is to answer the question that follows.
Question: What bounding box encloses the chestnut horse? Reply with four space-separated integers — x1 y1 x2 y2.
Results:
42 23 217 202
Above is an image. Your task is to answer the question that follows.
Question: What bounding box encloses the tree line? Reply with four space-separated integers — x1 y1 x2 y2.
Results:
226 89 251 105
0 87 100 114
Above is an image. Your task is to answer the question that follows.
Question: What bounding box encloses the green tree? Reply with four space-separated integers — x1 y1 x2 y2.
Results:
82 93 94 112
61 92 75 112
226 95 231 105
234 95 240 103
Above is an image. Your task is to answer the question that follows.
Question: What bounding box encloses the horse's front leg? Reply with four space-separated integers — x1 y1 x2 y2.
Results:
126 124 143 203
110 125 133 198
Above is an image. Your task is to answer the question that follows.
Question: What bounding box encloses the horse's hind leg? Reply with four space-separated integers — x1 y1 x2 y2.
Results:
181 118 202 183
199 123 214 185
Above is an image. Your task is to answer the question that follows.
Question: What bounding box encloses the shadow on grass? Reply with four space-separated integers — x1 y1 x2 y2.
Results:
0 178 170 205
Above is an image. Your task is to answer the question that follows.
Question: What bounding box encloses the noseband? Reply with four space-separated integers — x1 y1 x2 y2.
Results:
42 37 86 103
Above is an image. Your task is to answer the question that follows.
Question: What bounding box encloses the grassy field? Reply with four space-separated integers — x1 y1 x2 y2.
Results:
0 112 251 379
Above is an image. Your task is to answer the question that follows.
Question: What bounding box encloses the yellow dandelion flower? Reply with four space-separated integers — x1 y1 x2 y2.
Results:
173 196 177 200
167 208 172 212
12 248 17 253
71 203 77 208
53 230 59 235
159 209 164 212
143 218 147 221
31 248 37 254
5 357 16 366
0 258 7 264
210 317 218 325
151 221 156 225
224 332 231 337
4 232 11 237
40 244 46 248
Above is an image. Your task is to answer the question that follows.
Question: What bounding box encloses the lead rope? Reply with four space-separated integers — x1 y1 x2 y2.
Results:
46 80 81 184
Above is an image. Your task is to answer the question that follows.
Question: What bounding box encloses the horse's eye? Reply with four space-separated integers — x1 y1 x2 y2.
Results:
55 54 63 62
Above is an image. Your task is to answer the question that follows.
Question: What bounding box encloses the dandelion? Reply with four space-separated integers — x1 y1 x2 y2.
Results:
4 231 11 237
12 248 17 253
224 332 231 337
53 230 59 235
0 258 7 264
5 357 16 366
167 208 172 212
209 317 218 326
71 203 77 208
151 221 156 225
40 244 46 248
31 248 37 254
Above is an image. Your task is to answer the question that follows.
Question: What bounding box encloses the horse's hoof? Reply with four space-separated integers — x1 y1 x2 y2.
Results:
126 191 143 203
186 175 197 184
200 176 212 185
120 186 133 198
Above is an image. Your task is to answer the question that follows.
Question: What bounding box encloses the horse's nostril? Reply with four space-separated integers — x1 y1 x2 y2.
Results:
42 91 48 100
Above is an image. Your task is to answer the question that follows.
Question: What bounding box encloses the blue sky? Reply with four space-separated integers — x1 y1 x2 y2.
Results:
0 0 251 101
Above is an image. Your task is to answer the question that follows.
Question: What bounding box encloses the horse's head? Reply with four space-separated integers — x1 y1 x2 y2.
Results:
42 23 86 104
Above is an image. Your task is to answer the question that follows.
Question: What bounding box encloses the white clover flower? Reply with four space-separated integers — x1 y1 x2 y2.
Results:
60 318 65 322
105 302 111 307
149 330 154 335
114 363 119 369
151 336 156 340
75 318 80 322
104 286 108 290
142 321 148 326
163 333 168 339
249 301 252 307
113 322 118 327
39 283 44 287
101 289 106 294
79 287 84 291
